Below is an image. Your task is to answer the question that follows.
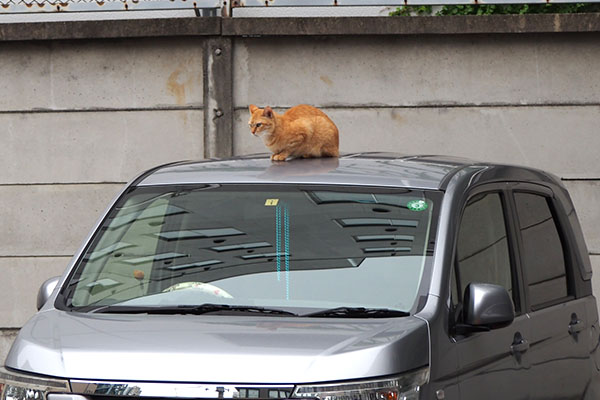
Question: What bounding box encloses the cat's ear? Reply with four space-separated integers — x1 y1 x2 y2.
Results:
263 106 274 119
249 104 259 114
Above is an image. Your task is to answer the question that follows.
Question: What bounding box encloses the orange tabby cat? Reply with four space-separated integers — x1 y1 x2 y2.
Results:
248 104 339 161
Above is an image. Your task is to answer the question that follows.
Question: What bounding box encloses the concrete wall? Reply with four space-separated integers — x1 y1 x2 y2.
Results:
1 14 600 361
0 36 206 355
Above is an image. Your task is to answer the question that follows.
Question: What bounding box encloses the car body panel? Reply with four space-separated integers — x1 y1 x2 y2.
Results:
527 297 593 399
6 309 428 383
455 315 531 400
136 155 465 190
3 153 599 400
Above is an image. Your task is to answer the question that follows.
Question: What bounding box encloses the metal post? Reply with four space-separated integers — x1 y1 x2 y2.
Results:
203 37 233 159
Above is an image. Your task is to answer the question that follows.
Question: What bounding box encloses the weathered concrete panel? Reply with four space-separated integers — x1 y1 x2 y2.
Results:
1 110 203 184
0 38 204 111
223 14 600 36
0 184 123 257
0 257 71 327
0 17 220 41
563 181 600 255
2 14 600 42
233 34 600 108
233 106 600 179
0 329 19 364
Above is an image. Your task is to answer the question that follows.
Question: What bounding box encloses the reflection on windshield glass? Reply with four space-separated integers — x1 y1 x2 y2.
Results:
156 228 245 241
65 185 439 315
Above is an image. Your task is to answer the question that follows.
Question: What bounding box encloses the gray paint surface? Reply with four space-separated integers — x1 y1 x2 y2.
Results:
7 310 428 382
2 16 600 361
138 156 455 189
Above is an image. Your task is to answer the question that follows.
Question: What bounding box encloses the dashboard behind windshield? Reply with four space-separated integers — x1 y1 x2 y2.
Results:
59 184 441 315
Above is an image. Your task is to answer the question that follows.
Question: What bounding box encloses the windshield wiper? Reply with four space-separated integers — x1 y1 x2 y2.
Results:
88 303 298 316
302 307 409 318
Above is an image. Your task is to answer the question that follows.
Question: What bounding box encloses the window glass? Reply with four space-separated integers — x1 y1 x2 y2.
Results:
268 390 291 398
456 192 512 302
64 185 440 315
239 389 259 398
450 265 458 307
514 192 568 308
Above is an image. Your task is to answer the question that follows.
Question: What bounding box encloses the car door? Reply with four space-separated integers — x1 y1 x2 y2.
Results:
451 188 532 400
511 188 592 399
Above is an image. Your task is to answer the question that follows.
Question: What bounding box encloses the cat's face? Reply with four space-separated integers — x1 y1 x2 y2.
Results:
248 105 275 137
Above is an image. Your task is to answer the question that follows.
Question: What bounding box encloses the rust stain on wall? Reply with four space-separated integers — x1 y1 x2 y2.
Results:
391 109 404 124
320 75 333 86
167 69 186 106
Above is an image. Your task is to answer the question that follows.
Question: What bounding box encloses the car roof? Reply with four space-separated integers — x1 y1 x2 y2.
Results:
136 153 481 190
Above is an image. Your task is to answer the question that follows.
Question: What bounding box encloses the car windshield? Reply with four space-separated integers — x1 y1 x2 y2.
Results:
60 184 440 316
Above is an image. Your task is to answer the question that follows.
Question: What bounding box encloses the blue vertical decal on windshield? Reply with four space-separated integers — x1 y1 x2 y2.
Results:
275 205 281 281
274 203 290 299
284 205 290 300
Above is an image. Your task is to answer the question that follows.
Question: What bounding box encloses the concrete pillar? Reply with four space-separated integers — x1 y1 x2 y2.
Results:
204 37 233 158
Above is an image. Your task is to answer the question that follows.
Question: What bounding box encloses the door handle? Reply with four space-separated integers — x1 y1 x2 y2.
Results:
569 320 585 335
511 332 529 355
569 313 586 336
510 338 530 354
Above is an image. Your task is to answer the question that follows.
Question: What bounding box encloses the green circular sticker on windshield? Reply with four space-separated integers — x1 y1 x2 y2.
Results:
407 199 428 212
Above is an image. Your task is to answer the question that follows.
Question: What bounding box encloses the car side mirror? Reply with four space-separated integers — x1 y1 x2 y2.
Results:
461 282 515 331
37 276 61 311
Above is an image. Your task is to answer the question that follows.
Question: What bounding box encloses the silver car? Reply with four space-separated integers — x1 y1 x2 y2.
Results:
2 154 599 400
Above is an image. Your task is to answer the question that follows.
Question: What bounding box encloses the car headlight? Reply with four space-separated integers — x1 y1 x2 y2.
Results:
0 367 70 400
291 368 429 400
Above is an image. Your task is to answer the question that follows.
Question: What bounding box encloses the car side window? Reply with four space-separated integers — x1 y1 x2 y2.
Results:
453 192 514 310
514 192 569 309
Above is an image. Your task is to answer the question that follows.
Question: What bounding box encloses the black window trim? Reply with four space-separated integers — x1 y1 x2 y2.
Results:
450 184 524 332
507 183 577 312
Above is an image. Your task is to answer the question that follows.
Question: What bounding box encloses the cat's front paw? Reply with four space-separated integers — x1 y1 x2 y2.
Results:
271 153 288 162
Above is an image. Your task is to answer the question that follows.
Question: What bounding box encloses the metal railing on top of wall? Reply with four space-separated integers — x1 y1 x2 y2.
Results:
0 0 221 15
239 0 600 4
230 0 600 17
0 0 598 19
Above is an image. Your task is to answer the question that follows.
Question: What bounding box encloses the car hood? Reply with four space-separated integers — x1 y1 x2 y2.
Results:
6 309 428 383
